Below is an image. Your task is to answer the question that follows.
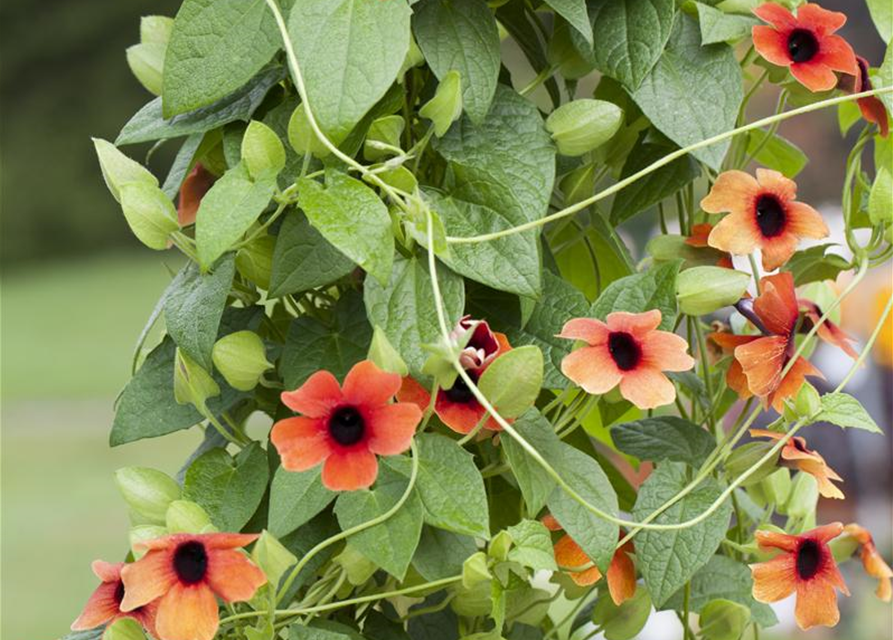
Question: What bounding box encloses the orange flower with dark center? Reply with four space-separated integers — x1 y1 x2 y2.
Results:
798 299 858 359
398 317 511 434
749 429 844 499
844 523 893 602
752 2 857 92
72 561 158 636
120 533 266 640
751 523 849 630
709 272 823 411
177 163 216 227
838 55 890 137
701 169 829 271
685 223 734 268
272 360 421 491
558 310 695 410
543 515 636 604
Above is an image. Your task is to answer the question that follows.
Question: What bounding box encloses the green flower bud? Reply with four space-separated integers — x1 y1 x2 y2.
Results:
93 138 158 203
119 183 180 250
724 442 779 487
368 326 409 376
242 120 286 180
140 15 173 44
760 468 792 509
166 499 213 533
334 545 377 586
463 551 492 588
420 71 463 137
364 115 405 161
676 266 750 316
488 530 512 563
785 471 818 519
699 599 750 640
829 532 861 563
545 99 623 157
105 618 147 640
211 331 271 392
452 579 492 617
174 348 220 407
129 524 168 559
399 35 426 80
253 530 297 586
794 382 822 418
591 586 651 640
126 43 166 96
236 234 275 290
115 467 181 525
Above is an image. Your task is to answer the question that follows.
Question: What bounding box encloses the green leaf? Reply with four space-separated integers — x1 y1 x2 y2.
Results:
501 409 562 516
815 392 883 434
695 2 759 45
413 0 501 123
609 143 700 225
297 173 394 286
745 130 808 178
183 443 269 531
164 255 235 370
546 443 620 572
547 0 593 46
92 138 158 203
162 0 282 116
280 291 372 389
478 346 544 419
591 260 682 330
288 0 411 140
334 464 424 579
632 462 732 606
571 0 675 89
611 416 715 467
867 0 893 42
869 164 893 226
195 163 277 269
783 244 851 286
675 266 750 316
364 256 465 379
632 15 744 170
116 67 283 145
507 520 557 571
413 526 477 581
412 433 490 539
269 466 336 538
419 70 465 137
242 120 286 179
268 212 355 297
591 586 652 640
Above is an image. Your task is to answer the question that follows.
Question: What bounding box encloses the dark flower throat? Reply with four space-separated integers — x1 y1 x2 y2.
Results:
796 538 823 580
444 372 477 404
174 540 208 585
328 406 365 446
755 194 786 238
787 29 819 63
608 332 642 371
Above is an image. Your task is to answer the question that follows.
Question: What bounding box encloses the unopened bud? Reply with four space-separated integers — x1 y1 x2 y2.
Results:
676 266 750 316
420 71 463 137
211 331 271 391
115 467 181 525
545 99 623 157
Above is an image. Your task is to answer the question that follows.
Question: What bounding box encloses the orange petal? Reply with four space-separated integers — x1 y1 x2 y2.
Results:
270 416 331 472
786 202 829 239
751 554 797 603
793 578 841 630
342 360 402 408
816 36 857 75
796 3 846 35
560 346 623 396
755 529 800 553
790 61 838 92
177 164 215 227
701 170 760 215
735 335 787 398
754 273 798 336
606 548 637 605
686 223 713 247
92 560 124 583
396 376 432 412
558 317 609 346
759 232 800 271
154 583 219 640
797 459 845 499
120 549 177 612
207 549 266 603
618 367 677 410
641 330 695 372
753 3 797 30
434 391 493 434
366 403 421 455
756 168 797 203
710 332 759 352
727 358 753 399
281 371 342 418
203 533 261 551
752 25 793 67
749 428 784 442
554 535 602 587
542 514 562 531
810 522 846 544
858 95 890 137
767 356 823 412
605 310 662 337
71 581 120 630
321 448 379 491
707 212 762 256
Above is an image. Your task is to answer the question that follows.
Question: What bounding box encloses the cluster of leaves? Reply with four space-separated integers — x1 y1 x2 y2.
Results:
71 1 892 640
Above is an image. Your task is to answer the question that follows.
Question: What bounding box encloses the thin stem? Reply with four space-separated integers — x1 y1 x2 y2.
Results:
693 318 719 439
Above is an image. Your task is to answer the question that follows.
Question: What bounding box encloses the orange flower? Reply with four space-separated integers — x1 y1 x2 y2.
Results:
398 317 511 434
72 561 158 636
701 168 829 271
751 523 849 630
839 55 890 137
798 299 858 359
749 429 844 499
120 533 266 640
752 2 857 92
844 523 893 602
685 223 734 268
272 360 421 491
709 273 823 411
542 515 636 604
177 163 216 227
558 310 695 410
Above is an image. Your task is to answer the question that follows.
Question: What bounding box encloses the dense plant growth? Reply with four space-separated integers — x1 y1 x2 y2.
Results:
69 1 892 640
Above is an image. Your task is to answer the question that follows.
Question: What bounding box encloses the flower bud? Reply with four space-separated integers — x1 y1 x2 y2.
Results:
236 234 275 290
488 531 512 563
676 266 751 316
364 115 405 161
242 120 286 180
253 530 298 586
174 348 221 406
211 331 272 391
785 471 818 519
724 442 779 487
105 618 147 640
399 35 426 80
420 71 463 137
119 183 180 250
794 382 822 418
368 326 409 376
126 42 166 96
334 545 377 586
545 99 623 157
93 138 158 203
699 599 750 640
129 524 168 559
115 467 181 525
463 551 492 588
166 499 213 533
760 468 792 508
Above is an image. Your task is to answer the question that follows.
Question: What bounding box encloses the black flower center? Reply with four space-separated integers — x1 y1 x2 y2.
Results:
444 372 477 404
755 194 786 238
328 406 365 446
173 541 208 585
792 438 808 453
608 332 642 371
114 580 126 605
787 29 819 63
796 538 823 580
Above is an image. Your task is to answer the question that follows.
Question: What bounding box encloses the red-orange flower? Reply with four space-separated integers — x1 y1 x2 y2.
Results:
799 299 858 359
839 56 890 137
751 523 849 630
709 273 823 411
272 360 421 491
749 429 844 499
558 310 695 410
120 533 265 640
72 561 158 636
844 523 893 602
398 317 511 434
701 169 829 271
685 223 734 268
543 515 636 604
752 2 857 92
178 163 216 227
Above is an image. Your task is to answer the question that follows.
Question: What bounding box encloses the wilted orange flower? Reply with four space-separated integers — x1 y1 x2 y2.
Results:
272 360 421 491
558 310 695 410
752 2 857 92
838 56 890 137
750 429 844 499
751 523 849 630
799 299 858 359
398 317 511 434
178 163 215 227
542 515 636 604
685 223 734 268
72 561 158 636
844 523 893 602
701 168 828 271
120 533 266 640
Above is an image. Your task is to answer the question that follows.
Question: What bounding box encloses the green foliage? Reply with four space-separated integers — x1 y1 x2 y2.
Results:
591 260 682 330
268 466 335 537
816 392 883 433
478 346 544 419
611 417 716 467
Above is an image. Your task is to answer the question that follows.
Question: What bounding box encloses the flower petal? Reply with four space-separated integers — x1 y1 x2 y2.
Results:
767 355 823 412
554 535 602 587
155 583 219 640
708 212 762 256
734 335 787 398
752 25 793 66
71 581 120 630
754 273 799 336
786 202 829 239
756 529 801 552
321 448 379 491
270 416 330 472
759 231 800 271
435 392 494 434
560 346 623 396
790 61 838 92
701 170 760 215
751 554 797 603
120 549 177 612
342 360 403 408
796 3 846 35
618 367 677 410
281 370 342 418
396 376 432 412
755 168 797 202
816 34 858 75
641 330 695 372
606 548 637 606
177 164 215 227
202 533 261 550
793 578 841 630
605 310 662 337
207 549 267 603
798 458 845 499
753 3 797 30
557 318 609 346
92 560 124 583
366 403 421 455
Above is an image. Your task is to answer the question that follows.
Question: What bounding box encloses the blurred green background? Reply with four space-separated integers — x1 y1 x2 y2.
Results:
0 1 889 639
